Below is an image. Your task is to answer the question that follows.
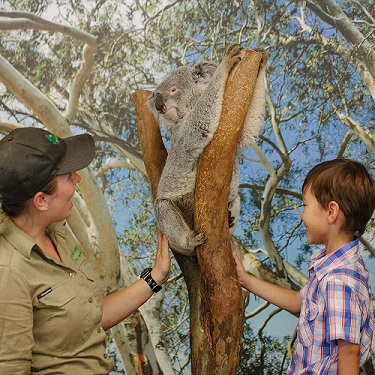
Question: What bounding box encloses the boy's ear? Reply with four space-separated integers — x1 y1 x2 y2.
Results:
327 200 340 224
32 192 49 212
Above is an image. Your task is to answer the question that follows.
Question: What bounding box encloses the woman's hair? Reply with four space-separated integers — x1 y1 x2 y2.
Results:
302 159 375 236
1 178 57 217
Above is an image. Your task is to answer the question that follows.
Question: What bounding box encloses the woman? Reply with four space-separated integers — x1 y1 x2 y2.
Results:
0 127 170 374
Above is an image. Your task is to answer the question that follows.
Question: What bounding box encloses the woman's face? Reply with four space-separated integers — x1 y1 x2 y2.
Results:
46 172 81 222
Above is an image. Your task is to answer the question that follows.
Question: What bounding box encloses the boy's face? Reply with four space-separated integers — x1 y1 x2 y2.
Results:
300 185 329 246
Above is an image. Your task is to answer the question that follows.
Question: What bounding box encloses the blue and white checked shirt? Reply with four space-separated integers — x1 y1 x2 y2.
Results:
288 238 373 374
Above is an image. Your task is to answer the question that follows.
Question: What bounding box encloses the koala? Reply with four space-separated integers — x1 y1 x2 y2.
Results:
148 44 267 256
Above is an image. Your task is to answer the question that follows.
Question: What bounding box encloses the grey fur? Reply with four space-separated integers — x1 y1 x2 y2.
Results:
148 44 267 256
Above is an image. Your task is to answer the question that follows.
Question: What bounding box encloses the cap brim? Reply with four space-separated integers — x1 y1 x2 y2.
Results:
57 133 95 175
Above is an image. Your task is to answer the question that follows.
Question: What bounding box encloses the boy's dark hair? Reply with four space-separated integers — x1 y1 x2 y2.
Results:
302 158 375 236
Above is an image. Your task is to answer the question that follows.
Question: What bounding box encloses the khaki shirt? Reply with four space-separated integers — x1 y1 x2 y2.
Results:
0 210 114 374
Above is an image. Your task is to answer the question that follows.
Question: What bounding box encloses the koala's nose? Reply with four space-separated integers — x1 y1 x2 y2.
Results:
154 93 164 112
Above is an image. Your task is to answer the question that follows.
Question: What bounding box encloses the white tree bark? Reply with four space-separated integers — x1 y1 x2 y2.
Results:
0 12 171 374
253 78 292 279
306 0 375 101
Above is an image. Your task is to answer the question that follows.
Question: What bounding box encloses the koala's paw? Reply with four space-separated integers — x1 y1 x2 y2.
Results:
189 228 205 247
223 43 242 72
252 47 269 69
171 229 205 257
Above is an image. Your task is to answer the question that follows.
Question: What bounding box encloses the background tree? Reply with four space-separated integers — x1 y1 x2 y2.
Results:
0 0 374 374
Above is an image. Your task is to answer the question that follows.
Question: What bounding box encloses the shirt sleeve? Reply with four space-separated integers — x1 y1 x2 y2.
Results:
324 277 361 344
0 265 33 374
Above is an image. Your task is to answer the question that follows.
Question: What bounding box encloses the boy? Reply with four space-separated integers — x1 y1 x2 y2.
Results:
233 159 374 374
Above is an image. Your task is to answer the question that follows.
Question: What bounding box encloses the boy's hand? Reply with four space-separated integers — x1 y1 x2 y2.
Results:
233 251 250 287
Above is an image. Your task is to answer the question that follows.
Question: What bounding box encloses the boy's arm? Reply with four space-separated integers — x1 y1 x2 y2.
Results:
233 252 302 314
337 339 360 375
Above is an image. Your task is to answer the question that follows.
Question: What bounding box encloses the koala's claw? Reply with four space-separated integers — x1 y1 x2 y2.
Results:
226 43 240 54
190 228 205 246
252 47 269 69
223 43 242 71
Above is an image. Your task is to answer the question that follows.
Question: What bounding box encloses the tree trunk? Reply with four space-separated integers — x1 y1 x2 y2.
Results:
134 89 205 373
134 48 266 374
193 49 265 374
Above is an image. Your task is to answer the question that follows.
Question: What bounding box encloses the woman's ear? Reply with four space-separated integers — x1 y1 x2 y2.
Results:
327 200 340 224
32 192 49 211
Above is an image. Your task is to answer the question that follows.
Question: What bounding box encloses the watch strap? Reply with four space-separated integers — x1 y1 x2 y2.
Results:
140 268 162 293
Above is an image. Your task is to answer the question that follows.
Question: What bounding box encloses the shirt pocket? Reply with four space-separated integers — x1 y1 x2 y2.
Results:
36 283 76 308
79 258 96 281
33 282 82 354
299 299 319 347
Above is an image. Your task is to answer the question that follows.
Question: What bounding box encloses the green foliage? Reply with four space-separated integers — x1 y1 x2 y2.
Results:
238 321 292 374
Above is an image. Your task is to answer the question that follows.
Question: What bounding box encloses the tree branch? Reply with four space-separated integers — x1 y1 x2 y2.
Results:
0 11 97 45
305 0 375 100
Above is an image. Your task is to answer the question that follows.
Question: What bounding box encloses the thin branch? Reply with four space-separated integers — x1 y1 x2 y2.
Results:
0 11 97 46
246 300 270 319
360 237 375 257
257 307 283 336
239 183 302 200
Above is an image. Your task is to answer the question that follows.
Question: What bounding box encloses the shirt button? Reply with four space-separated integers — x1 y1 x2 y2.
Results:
69 272 75 278
97 327 102 333
88 297 93 303
103 353 108 359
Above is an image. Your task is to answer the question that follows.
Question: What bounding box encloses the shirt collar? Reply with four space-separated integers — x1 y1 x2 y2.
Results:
0 209 67 259
0 210 34 258
309 237 359 280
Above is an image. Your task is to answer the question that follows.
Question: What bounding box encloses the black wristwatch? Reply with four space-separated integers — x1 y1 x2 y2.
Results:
140 268 162 293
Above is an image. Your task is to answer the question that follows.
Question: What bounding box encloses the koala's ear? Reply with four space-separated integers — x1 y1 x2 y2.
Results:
192 62 217 83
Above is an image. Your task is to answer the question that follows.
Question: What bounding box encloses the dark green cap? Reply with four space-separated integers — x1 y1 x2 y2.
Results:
0 127 95 204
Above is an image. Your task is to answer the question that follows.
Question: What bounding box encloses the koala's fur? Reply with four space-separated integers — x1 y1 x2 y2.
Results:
148 44 267 256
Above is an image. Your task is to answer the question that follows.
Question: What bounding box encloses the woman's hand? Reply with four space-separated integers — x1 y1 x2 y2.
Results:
102 230 171 330
151 230 170 286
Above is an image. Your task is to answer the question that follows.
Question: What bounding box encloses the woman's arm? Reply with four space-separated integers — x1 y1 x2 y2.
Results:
233 252 302 314
101 231 170 330
0 266 33 374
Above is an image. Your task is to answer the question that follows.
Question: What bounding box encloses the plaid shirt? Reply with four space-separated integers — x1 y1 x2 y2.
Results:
288 238 373 374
